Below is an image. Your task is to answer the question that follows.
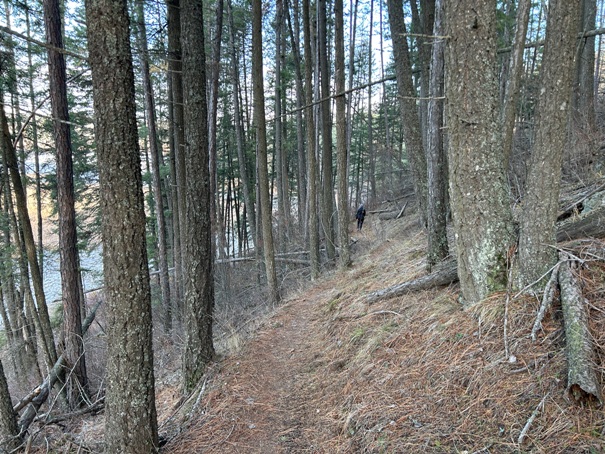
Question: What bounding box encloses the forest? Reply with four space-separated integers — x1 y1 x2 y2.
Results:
0 0 604 452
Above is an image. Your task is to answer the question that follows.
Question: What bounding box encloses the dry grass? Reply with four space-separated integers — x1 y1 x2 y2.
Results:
161 214 605 453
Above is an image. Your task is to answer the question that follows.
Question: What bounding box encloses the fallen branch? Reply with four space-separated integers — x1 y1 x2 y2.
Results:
558 253 603 405
531 261 562 341
396 202 409 219
16 300 103 435
518 393 549 444
366 260 458 304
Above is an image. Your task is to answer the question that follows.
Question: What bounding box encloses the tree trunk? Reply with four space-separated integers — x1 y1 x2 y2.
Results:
134 0 172 334
501 0 531 171
0 104 57 369
318 0 336 261
0 359 19 453
386 0 428 226
425 0 447 271
445 0 514 305
518 0 581 288
85 0 159 449
180 0 216 392
304 0 320 279
559 254 603 405
335 0 350 269
43 0 88 407
227 0 257 249
167 0 186 316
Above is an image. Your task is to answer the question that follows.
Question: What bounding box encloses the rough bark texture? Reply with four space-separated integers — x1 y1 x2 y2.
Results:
518 0 581 288
167 0 186 314
0 360 19 453
501 0 531 170
85 0 158 450
559 255 603 405
43 0 88 407
318 0 336 260
445 0 514 305
335 0 350 269
303 0 320 279
426 0 448 271
252 0 280 303
386 0 428 226
135 0 172 333
181 0 216 392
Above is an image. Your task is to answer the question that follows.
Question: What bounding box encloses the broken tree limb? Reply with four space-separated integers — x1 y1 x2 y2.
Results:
396 202 409 219
556 191 605 241
16 300 103 435
558 254 603 406
531 261 562 341
366 260 458 304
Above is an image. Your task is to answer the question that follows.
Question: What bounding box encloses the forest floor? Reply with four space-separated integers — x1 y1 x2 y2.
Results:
156 210 605 453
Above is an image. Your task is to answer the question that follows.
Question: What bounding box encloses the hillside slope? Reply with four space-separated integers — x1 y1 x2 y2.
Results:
164 213 605 453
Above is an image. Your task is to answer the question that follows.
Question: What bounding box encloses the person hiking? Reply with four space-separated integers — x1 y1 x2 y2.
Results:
356 204 366 231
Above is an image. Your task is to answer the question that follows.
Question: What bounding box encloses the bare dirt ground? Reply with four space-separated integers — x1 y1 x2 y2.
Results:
161 213 605 453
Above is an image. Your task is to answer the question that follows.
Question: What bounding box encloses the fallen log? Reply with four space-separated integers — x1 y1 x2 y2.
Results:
16 300 103 435
556 189 605 241
366 260 458 304
558 253 603 406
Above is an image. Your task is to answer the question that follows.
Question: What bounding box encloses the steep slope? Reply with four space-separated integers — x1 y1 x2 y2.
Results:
164 213 605 453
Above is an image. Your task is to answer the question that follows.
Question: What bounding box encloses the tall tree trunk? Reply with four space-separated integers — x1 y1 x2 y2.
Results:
386 0 428 226
85 0 158 449
445 0 514 305
180 0 216 391
335 0 350 269
517 0 581 288
0 359 19 453
24 2 44 275
285 0 307 236
227 0 257 248
304 0 320 279
43 0 88 407
0 105 57 369
135 0 172 333
318 0 336 260
167 0 186 316
367 0 375 203
275 0 287 251
501 0 531 171
252 0 280 303
425 0 447 271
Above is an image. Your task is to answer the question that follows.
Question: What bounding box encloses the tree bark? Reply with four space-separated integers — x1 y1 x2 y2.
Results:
425 0 448 271
559 254 603 405
252 0 280 304
318 0 336 261
180 0 216 392
134 0 172 333
167 0 186 316
501 0 531 171
445 0 514 305
518 0 581 288
85 0 158 449
303 0 320 279
386 0 428 226
335 0 350 269
0 359 19 453
43 0 88 407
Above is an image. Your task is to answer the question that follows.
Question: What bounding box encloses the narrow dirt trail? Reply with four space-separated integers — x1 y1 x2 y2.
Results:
167 280 339 453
